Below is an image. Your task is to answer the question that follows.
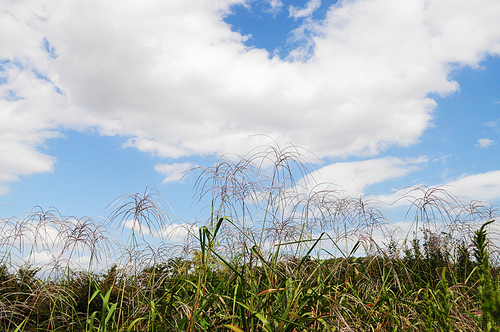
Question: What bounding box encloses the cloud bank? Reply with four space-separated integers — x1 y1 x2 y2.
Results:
302 156 428 198
1 0 500 192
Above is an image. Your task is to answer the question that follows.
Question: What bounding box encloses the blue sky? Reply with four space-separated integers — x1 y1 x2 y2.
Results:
1 0 500 259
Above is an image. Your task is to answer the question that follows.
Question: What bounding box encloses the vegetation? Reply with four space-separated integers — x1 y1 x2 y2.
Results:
0 143 499 331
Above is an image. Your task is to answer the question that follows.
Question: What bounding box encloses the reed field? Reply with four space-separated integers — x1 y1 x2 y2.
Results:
1 144 500 331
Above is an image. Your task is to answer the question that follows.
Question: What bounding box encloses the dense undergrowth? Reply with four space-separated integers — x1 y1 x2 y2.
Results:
1 143 500 331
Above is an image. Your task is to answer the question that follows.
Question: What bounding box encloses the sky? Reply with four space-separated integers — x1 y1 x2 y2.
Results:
1 0 500 257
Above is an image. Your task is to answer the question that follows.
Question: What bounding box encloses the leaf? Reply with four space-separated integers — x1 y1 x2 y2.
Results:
127 317 146 331
12 318 28 332
223 324 245 332
254 312 273 332
257 288 285 296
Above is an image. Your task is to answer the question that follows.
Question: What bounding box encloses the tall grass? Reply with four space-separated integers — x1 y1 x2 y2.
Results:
0 143 498 331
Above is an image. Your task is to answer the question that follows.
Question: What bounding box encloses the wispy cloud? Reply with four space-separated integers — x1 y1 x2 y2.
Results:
289 0 321 19
155 162 195 184
476 138 496 149
267 0 284 12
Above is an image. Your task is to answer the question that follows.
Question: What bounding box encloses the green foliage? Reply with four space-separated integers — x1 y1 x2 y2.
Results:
422 268 453 332
474 220 500 332
0 145 498 331
0 226 492 331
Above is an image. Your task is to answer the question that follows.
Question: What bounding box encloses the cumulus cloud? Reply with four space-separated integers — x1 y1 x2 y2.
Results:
289 0 321 19
477 138 496 148
376 170 500 208
155 162 196 184
1 0 500 193
302 156 427 197
446 171 500 201
121 218 198 242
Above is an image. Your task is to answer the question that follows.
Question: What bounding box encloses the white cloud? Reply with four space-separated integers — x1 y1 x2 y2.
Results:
155 162 196 184
157 223 199 242
446 171 500 201
121 218 198 242
267 0 284 11
376 169 500 208
477 138 496 148
302 156 427 197
1 0 500 192
121 219 153 236
289 0 321 19
24 250 54 266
